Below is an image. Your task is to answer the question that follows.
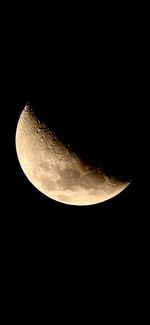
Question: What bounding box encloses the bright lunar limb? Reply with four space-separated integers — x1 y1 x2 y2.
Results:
15 105 129 205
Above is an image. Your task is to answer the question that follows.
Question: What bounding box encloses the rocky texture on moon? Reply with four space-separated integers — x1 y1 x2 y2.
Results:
15 105 129 205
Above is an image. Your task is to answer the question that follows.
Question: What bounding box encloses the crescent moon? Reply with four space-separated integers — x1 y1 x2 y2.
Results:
15 105 129 205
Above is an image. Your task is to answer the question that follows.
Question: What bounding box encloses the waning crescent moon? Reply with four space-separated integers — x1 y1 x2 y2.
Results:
15 105 129 205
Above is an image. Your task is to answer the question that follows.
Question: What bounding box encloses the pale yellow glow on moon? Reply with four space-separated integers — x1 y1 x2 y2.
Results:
15 105 129 205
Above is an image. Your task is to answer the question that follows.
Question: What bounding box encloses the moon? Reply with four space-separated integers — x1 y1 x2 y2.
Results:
15 105 129 205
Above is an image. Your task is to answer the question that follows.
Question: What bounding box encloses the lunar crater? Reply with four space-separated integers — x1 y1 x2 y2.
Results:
16 105 129 205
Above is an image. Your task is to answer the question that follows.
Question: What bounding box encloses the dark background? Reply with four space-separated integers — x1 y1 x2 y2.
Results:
4 23 137 240
6 20 136 210
2 8 142 303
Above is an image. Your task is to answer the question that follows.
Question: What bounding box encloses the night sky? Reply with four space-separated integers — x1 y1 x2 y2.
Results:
7 49 135 223
3 12 139 288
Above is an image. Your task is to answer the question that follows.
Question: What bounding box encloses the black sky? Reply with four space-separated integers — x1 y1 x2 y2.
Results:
3 10 139 259
1 9 145 315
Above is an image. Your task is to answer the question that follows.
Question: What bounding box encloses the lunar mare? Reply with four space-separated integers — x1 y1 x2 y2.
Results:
15 105 129 205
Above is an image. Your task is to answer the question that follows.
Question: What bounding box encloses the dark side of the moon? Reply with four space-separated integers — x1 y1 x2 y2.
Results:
26 79 132 184
14 31 135 186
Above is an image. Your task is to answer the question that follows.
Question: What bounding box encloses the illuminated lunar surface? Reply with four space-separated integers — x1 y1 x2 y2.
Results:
15 105 129 205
